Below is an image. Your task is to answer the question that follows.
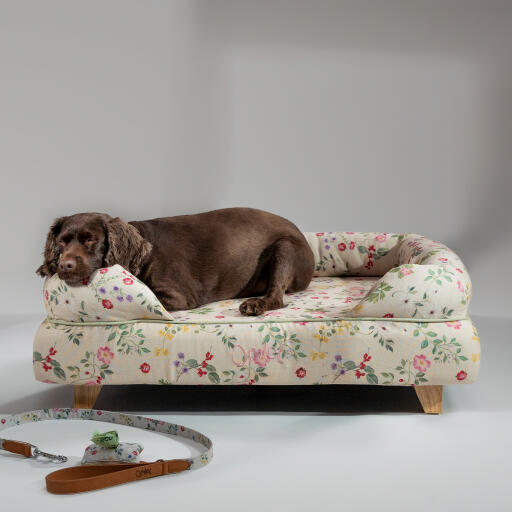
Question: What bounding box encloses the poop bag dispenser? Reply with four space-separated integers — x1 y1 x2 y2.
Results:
81 430 143 464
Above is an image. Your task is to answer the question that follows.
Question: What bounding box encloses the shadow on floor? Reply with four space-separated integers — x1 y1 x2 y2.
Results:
1 386 73 415
95 385 424 414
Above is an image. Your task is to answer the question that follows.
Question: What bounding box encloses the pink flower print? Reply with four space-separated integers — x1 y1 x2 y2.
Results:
400 267 412 276
251 348 270 367
264 311 282 317
457 281 464 292
456 268 464 274
375 234 387 243
456 370 468 381
338 242 347 251
348 286 366 298
123 277 134 285
445 321 462 329
316 232 325 237
99 268 109 274
45 290 49 300
349 241 355 250
344 297 352 303
97 346 114 365
413 354 431 372
438 257 448 263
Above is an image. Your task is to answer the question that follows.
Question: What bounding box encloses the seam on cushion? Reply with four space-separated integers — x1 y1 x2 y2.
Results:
45 316 470 327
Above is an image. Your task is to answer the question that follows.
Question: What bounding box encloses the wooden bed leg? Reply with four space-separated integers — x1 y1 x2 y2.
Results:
415 385 443 414
73 385 103 409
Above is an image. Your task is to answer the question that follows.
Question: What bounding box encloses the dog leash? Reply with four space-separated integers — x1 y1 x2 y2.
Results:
0 408 213 494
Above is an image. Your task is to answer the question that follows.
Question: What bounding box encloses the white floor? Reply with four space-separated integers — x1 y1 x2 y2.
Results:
1 314 511 511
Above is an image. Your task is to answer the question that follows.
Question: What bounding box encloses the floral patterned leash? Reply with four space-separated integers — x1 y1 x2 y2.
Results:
0 408 213 493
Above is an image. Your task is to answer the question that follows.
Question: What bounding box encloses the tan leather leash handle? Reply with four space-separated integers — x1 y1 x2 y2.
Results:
45 459 191 494
0 442 192 494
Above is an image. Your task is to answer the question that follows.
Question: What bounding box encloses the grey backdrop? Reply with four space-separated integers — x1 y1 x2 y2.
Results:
1 0 510 318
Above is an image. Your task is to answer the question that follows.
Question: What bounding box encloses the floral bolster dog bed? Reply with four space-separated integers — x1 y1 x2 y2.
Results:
34 233 480 388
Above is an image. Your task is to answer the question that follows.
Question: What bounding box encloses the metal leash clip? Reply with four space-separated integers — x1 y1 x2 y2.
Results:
30 444 68 463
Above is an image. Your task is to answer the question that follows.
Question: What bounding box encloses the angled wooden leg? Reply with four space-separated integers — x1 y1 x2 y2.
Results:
73 385 103 409
415 385 443 414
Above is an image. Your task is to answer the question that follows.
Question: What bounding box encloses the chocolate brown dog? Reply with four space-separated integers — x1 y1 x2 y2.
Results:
37 208 314 316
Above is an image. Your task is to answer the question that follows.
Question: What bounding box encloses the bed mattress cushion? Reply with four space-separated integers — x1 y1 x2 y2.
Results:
42 272 395 324
33 232 480 387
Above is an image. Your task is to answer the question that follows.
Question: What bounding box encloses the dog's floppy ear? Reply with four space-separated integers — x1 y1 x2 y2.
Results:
104 217 152 276
36 217 66 277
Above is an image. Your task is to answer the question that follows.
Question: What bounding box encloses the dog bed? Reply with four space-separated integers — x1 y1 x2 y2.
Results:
33 232 480 410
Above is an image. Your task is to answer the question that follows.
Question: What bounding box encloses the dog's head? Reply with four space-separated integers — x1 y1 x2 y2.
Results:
36 213 152 286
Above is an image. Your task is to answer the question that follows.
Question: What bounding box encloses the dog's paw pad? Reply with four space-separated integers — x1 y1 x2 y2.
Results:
239 298 267 316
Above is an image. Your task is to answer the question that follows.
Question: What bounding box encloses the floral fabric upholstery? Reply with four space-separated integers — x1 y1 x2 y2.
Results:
306 232 471 319
43 265 170 322
33 233 480 387
81 442 143 464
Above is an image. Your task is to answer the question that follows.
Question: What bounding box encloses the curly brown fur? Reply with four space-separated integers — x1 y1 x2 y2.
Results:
36 217 66 277
104 217 152 276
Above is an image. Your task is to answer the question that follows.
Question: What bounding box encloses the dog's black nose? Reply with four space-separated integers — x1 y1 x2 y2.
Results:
59 259 76 272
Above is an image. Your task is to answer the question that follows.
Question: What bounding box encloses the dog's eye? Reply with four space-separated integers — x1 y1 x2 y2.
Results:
79 232 96 247
59 234 73 245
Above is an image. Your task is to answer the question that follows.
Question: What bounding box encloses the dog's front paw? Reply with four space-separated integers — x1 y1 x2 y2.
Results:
239 298 268 316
